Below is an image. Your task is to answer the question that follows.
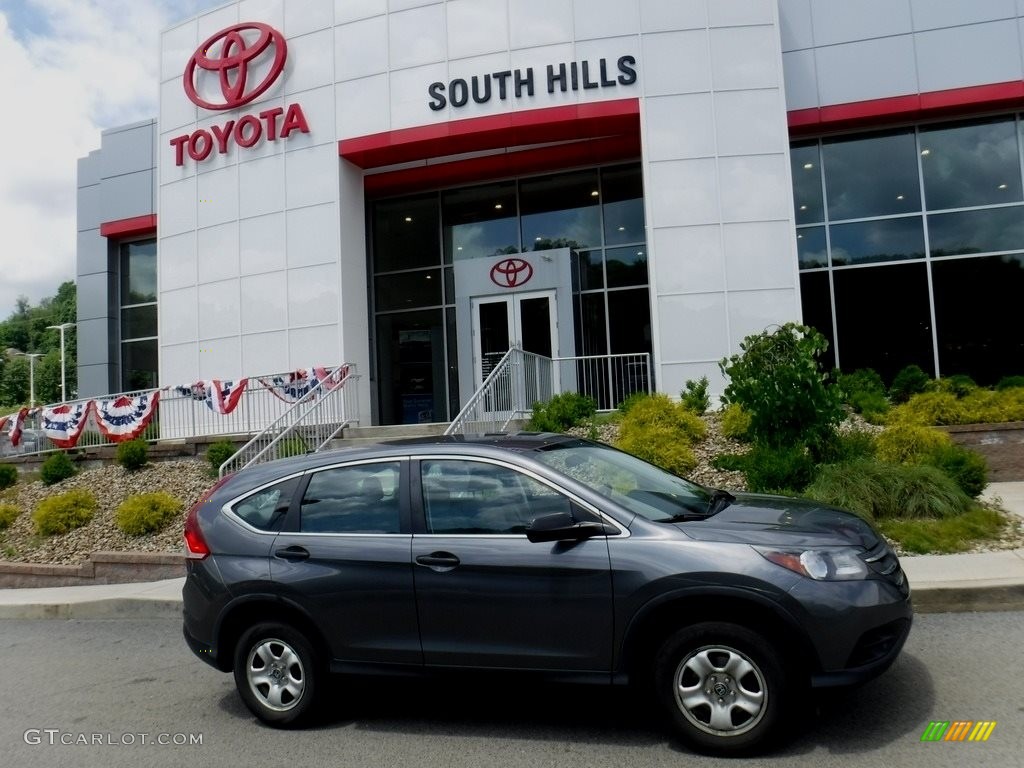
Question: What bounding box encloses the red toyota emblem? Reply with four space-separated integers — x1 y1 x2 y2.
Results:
183 22 287 111
490 258 534 288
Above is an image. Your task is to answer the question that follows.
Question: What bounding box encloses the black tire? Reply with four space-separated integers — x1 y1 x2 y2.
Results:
653 622 791 755
233 622 321 727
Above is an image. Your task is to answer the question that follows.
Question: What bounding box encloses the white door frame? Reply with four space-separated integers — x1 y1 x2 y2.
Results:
470 289 558 390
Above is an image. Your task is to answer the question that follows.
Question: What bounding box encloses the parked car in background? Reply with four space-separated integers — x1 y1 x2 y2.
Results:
182 434 912 755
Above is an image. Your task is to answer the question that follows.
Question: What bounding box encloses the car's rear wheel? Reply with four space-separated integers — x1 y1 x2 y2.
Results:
234 622 320 727
654 622 790 755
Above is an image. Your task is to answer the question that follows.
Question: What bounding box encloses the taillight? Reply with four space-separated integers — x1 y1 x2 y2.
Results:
184 475 232 560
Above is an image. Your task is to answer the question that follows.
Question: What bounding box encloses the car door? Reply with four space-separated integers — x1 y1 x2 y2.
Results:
411 456 615 672
270 458 422 666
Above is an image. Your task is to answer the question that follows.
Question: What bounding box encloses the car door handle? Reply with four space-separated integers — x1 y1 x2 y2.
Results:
274 545 310 561
415 552 460 570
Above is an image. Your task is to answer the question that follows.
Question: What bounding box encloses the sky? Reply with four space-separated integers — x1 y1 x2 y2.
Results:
0 0 225 319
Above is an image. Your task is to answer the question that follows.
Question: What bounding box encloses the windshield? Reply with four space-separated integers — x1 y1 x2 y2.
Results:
534 441 712 522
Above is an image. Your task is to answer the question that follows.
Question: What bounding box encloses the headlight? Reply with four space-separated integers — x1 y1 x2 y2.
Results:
754 546 869 581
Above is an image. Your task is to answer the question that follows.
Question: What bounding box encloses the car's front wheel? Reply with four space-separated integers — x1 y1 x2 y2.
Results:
654 622 791 755
233 622 320 727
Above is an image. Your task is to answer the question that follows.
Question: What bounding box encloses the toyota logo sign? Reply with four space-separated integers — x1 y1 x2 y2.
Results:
490 258 534 288
184 22 287 111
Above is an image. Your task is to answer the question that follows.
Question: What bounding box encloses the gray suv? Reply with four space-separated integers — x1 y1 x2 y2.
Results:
182 434 911 755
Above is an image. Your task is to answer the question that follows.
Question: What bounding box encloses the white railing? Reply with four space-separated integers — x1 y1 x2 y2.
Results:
219 367 361 477
553 352 652 411
0 365 360 460
445 347 554 436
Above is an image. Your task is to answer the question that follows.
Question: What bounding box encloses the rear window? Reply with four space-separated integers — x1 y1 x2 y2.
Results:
231 477 299 531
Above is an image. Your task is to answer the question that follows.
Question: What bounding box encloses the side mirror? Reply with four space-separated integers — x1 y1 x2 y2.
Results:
526 511 611 543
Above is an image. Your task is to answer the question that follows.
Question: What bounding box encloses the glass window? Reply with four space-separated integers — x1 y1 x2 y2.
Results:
120 240 157 304
575 293 607 356
798 271 836 371
823 130 920 220
832 263 934 383
921 117 1022 210
928 206 1024 257
796 226 828 269
442 182 519 262
376 310 446 425
829 216 926 266
574 250 604 291
601 164 645 245
445 307 459 420
375 269 443 312
232 478 298 532
121 305 158 340
791 142 824 224
373 194 440 273
520 170 602 251
932 254 1024 384
122 339 158 391
421 460 572 534
300 462 402 534
607 289 651 354
605 246 648 288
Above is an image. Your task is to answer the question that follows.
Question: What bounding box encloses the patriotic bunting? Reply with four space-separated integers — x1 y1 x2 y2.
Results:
259 369 320 403
174 379 248 414
312 365 351 392
94 392 160 442
8 407 30 447
41 402 93 449
0 415 8 438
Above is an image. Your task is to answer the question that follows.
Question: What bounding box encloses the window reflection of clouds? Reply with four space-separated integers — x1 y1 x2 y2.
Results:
921 118 1022 210
929 206 1024 257
522 207 601 250
791 142 824 225
829 217 925 266
823 130 920 221
447 219 520 260
796 226 827 269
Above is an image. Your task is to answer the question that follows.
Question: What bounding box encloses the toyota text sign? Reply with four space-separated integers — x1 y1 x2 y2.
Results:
170 22 309 166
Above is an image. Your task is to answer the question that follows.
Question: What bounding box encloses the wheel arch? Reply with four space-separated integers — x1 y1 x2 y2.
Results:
214 595 331 673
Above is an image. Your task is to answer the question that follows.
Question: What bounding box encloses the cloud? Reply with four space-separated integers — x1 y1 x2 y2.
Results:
0 0 222 318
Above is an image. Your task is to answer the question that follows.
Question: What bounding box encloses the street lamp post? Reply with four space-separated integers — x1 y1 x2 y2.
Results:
47 322 76 402
5 348 43 407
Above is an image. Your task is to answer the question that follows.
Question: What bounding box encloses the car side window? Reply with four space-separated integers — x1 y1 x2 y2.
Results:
232 477 298 532
421 459 574 535
300 462 402 534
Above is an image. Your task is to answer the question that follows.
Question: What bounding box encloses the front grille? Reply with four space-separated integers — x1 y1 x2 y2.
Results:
861 541 908 595
846 618 911 668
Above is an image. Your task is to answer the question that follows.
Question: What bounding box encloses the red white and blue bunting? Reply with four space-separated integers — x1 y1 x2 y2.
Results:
94 392 160 443
174 379 248 415
313 365 351 392
41 402 92 449
6 408 30 448
259 368 320 403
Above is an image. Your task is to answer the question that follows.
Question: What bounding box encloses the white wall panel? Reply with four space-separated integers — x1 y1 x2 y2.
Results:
336 75 390 137
647 159 720 227
161 19 197 83
242 331 290 373
240 272 289 333
915 21 1022 93
710 26 780 91
447 0 509 59
657 293 729 361
289 324 341 366
708 0 774 29
160 233 197 291
161 287 199 345
285 29 335 95
240 0 284 30
638 0 706 34
809 0 912 47
509 0 574 49
722 221 797 291
239 213 286 275
197 222 240 283
651 225 725 294
288 265 341 326
285 144 339 208
196 165 239 228
641 30 711 96
389 62 450 128
336 0 386 24
815 35 918 105
727 288 799 347
573 0 640 42
285 0 334 36
778 0 813 51
643 93 716 161
287 204 340 268
160 178 197 237
238 155 286 219
781 49 819 111
718 154 791 223
714 89 786 156
911 0 1016 32
283 86 335 152
389 3 447 69
335 15 389 81
161 343 199 389
198 335 242 379
198 280 241 338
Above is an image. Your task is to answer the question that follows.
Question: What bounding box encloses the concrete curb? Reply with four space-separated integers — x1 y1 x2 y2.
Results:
910 583 1024 614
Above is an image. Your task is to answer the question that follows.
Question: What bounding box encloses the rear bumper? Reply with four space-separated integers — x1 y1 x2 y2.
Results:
183 623 222 670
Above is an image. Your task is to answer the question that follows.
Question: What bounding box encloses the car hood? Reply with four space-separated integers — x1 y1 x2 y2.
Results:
676 493 880 549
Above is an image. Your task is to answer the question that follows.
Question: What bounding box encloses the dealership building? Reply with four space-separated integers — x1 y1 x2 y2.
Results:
76 0 1024 426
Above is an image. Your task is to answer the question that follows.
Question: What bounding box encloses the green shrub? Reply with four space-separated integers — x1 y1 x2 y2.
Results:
959 388 1024 423
116 492 183 535
995 375 1024 391
876 423 951 464
0 504 20 529
804 459 971 521
33 490 97 536
935 375 978 398
529 392 598 432
617 425 697 477
877 507 1005 554
923 444 988 499
40 452 76 486
680 377 710 415
617 391 648 415
206 440 237 474
838 368 886 400
116 439 149 472
617 393 706 444
711 453 747 472
0 464 17 491
888 392 967 426
720 404 751 441
889 364 931 404
742 444 817 494
275 435 308 459
849 390 890 422
814 429 877 464
719 323 842 450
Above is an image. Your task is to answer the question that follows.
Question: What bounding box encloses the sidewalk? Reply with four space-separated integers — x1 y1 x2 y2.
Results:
0 483 1022 620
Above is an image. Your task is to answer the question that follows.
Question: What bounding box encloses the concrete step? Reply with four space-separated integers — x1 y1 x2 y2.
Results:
342 423 450 440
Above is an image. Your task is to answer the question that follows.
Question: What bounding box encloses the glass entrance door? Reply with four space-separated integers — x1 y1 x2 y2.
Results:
471 290 557 388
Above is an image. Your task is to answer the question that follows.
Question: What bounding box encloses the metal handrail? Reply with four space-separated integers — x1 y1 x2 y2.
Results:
219 366 360 477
